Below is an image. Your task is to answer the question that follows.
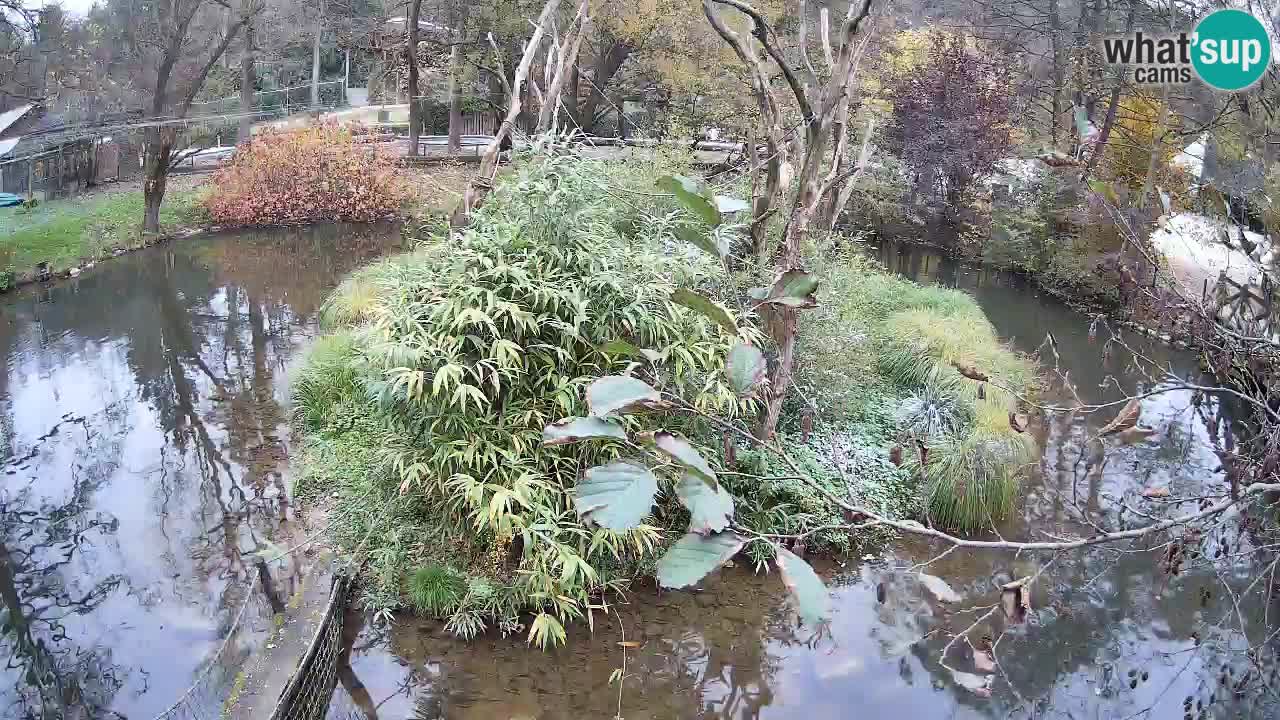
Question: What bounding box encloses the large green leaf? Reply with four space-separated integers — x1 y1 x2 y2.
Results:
586 376 662 417
725 341 766 396
657 174 722 226
642 431 716 481
755 269 819 308
676 472 734 534
774 546 831 625
542 416 628 446
674 223 729 260
656 531 746 589
671 288 737 335
574 460 660 530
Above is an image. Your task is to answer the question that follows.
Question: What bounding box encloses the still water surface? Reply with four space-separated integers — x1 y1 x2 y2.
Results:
1 231 1274 719
0 224 404 718
327 241 1273 720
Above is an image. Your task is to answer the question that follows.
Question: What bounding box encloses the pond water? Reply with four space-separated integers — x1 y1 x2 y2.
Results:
0 223 405 719
326 240 1276 720
2 230 1275 720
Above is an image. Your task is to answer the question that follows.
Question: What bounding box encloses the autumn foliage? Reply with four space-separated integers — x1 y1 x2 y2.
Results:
204 124 410 227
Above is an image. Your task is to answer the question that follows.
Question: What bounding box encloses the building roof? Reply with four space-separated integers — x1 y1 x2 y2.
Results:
0 104 37 138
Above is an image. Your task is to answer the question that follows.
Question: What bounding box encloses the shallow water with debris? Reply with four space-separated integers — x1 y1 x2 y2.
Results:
0 223 405 719
3 228 1275 719
325 240 1278 720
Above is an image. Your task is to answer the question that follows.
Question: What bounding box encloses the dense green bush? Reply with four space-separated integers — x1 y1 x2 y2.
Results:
294 153 746 645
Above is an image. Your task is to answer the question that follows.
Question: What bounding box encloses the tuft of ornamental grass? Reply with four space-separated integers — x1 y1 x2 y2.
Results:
291 332 362 431
896 383 974 439
877 307 1035 411
407 564 467 617
906 401 1037 532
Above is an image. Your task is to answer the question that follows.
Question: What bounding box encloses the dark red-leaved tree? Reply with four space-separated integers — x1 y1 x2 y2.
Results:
883 32 1015 222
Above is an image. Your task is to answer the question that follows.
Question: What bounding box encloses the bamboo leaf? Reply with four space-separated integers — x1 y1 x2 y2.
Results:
656 531 746 589
674 223 729 260
586 376 662 417
656 174 722 226
641 430 716 481
598 339 662 362
542 416 628 446
675 472 734 534
754 268 819 308
725 341 766 396
574 460 660 530
671 288 737 335
774 546 831 625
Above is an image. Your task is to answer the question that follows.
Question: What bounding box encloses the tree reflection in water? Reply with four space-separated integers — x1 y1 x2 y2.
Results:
1 407 127 719
0 223 404 718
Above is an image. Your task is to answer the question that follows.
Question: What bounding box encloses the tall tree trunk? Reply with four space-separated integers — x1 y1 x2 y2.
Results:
566 64 580 129
578 41 630 133
310 0 324 108
454 0 562 226
143 127 174 234
1048 0 1062 146
536 0 590 133
1084 0 1136 174
407 0 423 156
448 44 462 152
239 15 255 142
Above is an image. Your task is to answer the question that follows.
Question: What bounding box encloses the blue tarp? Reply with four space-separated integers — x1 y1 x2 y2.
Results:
0 193 24 207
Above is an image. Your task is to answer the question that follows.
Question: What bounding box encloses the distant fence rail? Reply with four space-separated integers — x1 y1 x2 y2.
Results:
0 81 350 202
188 81 348 119
0 113 247 200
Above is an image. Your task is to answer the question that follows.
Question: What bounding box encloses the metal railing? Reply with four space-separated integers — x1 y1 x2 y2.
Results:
187 81 348 119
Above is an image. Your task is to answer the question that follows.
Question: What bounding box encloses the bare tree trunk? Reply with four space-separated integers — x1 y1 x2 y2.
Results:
238 13 255 142
566 64 580 129
1140 87 1170 209
311 0 324 109
448 44 462 152
453 0 562 227
407 0 423 156
143 127 174 234
746 131 767 256
705 0 873 440
1084 0 1135 174
537 0 590 133
1048 0 1062 146
578 40 630 133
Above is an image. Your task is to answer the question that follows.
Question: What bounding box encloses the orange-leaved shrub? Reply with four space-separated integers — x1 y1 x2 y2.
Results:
204 124 410 227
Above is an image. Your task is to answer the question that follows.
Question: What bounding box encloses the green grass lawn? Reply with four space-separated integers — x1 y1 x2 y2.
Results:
0 187 206 287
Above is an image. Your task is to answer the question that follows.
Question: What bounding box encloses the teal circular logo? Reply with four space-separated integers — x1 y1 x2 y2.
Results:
1192 9 1271 91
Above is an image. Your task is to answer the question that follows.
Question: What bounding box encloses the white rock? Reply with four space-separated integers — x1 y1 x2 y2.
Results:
919 573 962 603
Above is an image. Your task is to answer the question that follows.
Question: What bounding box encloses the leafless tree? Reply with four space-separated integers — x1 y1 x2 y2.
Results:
130 0 263 233
702 0 875 440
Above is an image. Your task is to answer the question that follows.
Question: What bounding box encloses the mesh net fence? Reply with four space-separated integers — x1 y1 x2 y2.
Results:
268 575 351 720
